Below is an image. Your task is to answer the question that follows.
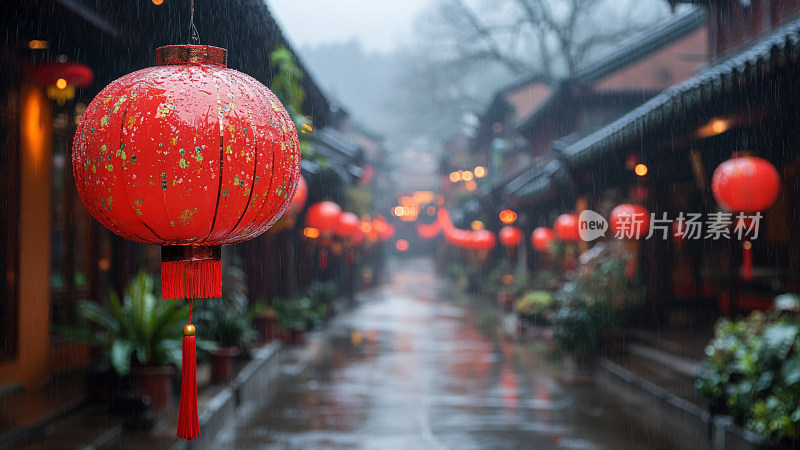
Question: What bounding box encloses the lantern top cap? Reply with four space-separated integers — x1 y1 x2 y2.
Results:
156 45 227 67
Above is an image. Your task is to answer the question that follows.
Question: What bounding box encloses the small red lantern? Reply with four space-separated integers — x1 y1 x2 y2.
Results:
335 212 361 239
712 156 780 282
498 225 522 248
554 214 580 242
711 156 780 213
306 201 342 235
287 175 308 216
531 227 555 252
72 45 299 440
471 229 497 250
416 221 440 239
31 61 93 104
610 204 650 239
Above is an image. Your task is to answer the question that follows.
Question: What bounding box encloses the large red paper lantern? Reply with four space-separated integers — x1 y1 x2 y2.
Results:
335 212 361 239
306 201 342 235
72 45 299 441
610 204 650 239
531 227 555 252
554 214 580 242
711 156 780 213
498 225 523 248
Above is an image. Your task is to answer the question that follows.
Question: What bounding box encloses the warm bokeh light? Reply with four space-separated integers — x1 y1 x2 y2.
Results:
462 170 474 181
55 78 68 90
499 209 517 224
474 166 487 178
449 172 461 183
28 40 49 50
697 117 729 138
393 206 404 217
303 227 320 239
471 220 484 231
743 240 752 250
396 239 409 252
152 0 164 5
634 163 648 176
465 180 477 191
426 206 436 216
502 274 514 285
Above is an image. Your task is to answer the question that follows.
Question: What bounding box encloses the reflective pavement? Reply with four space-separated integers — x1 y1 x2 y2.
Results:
216 257 685 450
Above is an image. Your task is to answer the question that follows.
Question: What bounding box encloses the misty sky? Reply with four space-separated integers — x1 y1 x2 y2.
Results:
267 0 429 54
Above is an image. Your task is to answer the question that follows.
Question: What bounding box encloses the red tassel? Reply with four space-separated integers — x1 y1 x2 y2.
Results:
162 260 222 299
742 241 753 281
177 324 200 440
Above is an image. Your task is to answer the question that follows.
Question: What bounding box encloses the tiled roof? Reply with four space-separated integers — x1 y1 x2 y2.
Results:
561 13 800 168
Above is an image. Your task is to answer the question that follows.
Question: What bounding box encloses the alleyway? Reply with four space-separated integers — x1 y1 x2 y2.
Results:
215 257 684 450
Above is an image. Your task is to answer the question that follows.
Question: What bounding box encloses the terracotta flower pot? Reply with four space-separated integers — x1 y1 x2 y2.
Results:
129 365 175 412
288 328 305 345
254 315 278 343
209 346 240 384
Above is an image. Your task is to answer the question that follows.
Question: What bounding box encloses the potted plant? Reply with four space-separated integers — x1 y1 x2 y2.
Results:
250 298 278 344
551 241 644 359
204 306 257 383
515 290 554 327
274 297 325 344
71 271 210 414
195 263 257 383
697 298 800 446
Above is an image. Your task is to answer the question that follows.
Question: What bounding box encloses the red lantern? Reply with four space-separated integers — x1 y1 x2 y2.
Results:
712 156 780 282
416 221 440 239
554 214 580 242
31 61 94 104
335 212 361 239
287 175 308 216
711 156 780 213
610 204 650 239
471 229 497 250
498 225 522 248
72 46 299 440
306 201 342 235
531 227 555 252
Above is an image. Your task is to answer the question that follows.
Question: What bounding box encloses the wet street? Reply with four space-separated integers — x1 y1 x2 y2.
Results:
216 257 683 450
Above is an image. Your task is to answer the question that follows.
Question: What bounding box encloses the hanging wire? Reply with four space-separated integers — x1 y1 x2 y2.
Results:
188 0 200 45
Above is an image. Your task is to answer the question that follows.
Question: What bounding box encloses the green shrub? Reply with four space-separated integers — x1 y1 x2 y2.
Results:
697 304 800 442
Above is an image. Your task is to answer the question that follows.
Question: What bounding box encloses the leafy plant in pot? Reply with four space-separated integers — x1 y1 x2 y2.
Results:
274 297 325 344
551 241 644 359
194 262 257 383
70 271 214 417
250 298 278 343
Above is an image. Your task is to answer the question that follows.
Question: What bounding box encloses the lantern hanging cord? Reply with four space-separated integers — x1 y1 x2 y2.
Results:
188 0 200 45
188 299 193 324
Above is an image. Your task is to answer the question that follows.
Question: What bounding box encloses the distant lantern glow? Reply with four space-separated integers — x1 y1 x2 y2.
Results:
462 170 474 181
28 40 49 50
152 0 164 5
396 239 410 252
499 209 517 224
697 117 730 138
711 119 727 134
55 78 68 90
449 172 461 183
634 163 648 176
393 206 405 217
471 220 484 231
474 166 487 178
465 180 477 192
303 227 320 239
426 206 436 216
